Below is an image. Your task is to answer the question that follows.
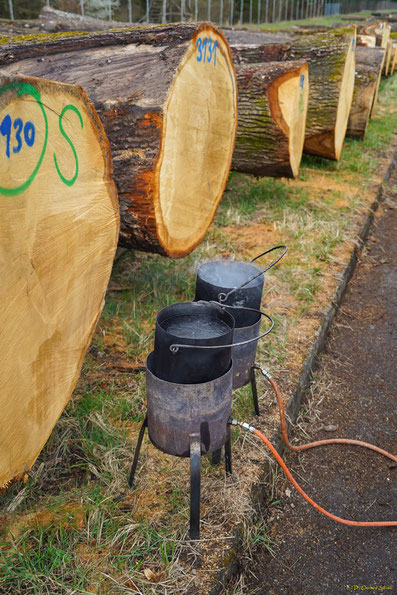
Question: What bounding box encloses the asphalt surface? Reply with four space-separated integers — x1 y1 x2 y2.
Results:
242 163 397 594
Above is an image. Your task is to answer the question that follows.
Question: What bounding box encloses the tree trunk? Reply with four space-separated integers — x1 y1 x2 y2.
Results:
227 26 357 160
346 47 385 140
0 73 119 489
232 60 309 178
0 24 238 258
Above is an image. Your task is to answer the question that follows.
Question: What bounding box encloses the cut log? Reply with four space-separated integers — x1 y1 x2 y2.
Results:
347 47 385 139
0 73 119 489
232 60 309 178
228 27 356 161
0 24 238 258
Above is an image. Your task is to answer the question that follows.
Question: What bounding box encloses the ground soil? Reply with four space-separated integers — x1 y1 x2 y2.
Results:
240 164 397 593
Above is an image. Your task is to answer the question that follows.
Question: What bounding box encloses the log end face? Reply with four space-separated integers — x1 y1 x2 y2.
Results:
0 74 119 488
334 32 357 161
156 25 237 258
276 63 309 178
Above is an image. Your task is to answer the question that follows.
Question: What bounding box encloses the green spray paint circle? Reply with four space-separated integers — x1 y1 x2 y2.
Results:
0 82 48 197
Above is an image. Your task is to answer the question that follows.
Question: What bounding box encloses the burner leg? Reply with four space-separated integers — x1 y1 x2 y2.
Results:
211 448 222 465
189 433 201 540
128 415 148 488
224 428 232 476
250 366 260 416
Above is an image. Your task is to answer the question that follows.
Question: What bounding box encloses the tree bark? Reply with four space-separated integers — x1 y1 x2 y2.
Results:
227 26 357 160
0 24 238 258
0 73 119 489
232 59 309 178
347 47 385 140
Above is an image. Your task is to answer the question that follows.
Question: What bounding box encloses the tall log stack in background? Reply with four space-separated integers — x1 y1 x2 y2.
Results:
0 73 119 488
232 59 309 178
360 21 391 48
358 21 392 76
38 5 131 32
357 34 377 47
226 26 356 161
0 24 238 258
347 46 385 140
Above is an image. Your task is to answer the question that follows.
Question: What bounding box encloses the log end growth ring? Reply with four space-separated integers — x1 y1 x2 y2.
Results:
276 63 309 177
303 29 357 161
334 34 356 160
156 26 237 258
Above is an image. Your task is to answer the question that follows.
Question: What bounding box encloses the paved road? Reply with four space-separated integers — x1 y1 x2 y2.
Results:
243 163 397 594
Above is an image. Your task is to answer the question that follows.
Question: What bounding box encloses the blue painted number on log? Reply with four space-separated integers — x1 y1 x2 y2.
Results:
196 37 217 66
1 114 35 158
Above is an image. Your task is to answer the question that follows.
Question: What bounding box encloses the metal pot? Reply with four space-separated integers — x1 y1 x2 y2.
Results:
195 245 287 328
152 301 235 384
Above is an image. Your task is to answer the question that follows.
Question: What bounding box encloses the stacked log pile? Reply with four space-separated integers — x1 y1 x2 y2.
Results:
0 24 238 259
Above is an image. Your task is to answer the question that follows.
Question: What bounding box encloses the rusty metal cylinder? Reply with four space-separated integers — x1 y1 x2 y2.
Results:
146 352 233 457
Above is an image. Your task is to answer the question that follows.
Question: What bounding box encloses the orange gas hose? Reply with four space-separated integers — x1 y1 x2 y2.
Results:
266 375 397 463
231 369 397 527
251 426 397 527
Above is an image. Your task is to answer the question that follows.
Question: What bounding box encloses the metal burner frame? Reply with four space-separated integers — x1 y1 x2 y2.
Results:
128 418 232 539
128 355 233 540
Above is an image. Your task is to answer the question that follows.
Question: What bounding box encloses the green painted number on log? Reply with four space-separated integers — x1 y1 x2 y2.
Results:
0 83 48 197
53 104 83 187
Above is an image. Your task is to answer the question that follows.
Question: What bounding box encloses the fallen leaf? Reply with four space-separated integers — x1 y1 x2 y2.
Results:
143 568 163 583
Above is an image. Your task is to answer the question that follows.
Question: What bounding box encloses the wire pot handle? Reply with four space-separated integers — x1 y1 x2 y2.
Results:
218 245 287 303
169 305 274 354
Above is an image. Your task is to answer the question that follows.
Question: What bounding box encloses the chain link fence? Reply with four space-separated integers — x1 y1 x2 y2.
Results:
1 0 396 26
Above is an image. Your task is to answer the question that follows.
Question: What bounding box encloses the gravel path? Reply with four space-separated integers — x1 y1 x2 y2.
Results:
242 161 397 594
